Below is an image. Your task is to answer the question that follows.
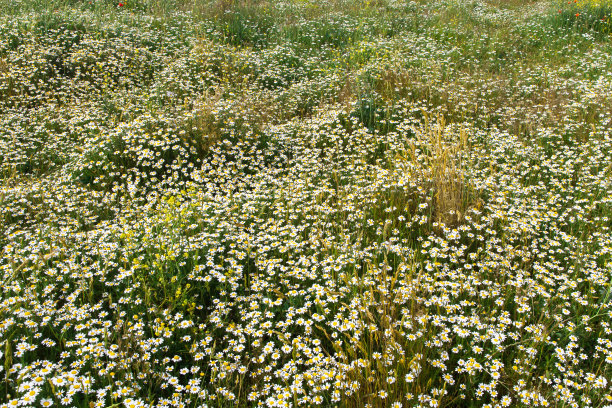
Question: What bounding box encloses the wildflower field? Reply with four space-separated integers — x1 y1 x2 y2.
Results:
1 0 612 406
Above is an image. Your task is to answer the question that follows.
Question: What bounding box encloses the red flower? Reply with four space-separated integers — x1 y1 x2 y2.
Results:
118 2 124 6
575 12 580 17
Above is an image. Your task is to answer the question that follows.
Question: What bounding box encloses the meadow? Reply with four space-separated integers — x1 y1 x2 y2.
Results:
1 0 611 406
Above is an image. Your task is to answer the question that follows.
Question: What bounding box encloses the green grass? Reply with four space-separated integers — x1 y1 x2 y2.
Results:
1 0 612 407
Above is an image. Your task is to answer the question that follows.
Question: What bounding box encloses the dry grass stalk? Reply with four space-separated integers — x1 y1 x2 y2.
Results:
404 112 473 227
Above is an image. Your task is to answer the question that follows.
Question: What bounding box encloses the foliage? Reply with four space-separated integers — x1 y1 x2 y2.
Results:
1 0 612 407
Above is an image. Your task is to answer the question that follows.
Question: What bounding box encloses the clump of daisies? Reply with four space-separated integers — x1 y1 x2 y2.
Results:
1 0 611 407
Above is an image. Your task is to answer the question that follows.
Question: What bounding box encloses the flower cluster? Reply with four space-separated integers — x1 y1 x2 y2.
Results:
1 0 611 407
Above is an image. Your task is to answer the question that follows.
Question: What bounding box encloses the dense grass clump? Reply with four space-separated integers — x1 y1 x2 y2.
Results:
548 0 612 34
1 0 612 407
